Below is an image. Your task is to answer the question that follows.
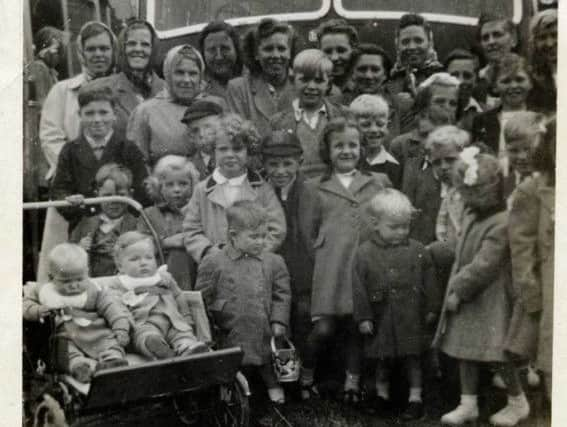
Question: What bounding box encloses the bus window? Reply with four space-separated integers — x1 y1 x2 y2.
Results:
151 0 325 32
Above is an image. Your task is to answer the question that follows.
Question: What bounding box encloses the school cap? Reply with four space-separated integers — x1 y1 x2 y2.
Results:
181 100 223 125
261 129 303 157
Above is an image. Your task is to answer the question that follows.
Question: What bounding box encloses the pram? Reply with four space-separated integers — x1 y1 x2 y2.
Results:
23 197 250 427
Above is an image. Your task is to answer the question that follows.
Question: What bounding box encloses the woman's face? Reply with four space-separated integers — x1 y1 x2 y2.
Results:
256 32 291 81
496 69 532 109
125 27 152 71
170 58 202 101
82 31 114 77
534 22 557 65
480 20 516 64
352 54 387 94
204 31 238 81
320 33 353 82
329 127 361 173
397 25 430 69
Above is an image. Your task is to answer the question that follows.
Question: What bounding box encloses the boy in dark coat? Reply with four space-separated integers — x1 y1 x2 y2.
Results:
50 85 149 232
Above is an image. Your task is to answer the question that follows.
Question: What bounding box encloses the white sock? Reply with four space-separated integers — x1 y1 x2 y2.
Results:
268 386 285 403
344 371 360 391
376 381 390 400
461 394 478 408
409 387 422 403
509 393 528 407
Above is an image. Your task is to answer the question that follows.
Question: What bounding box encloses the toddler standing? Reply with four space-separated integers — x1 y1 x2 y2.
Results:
139 155 201 290
433 148 530 427
353 189 439 420
195 201 291 404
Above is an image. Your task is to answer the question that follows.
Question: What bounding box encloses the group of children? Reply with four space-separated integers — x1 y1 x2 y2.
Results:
24 45 554 426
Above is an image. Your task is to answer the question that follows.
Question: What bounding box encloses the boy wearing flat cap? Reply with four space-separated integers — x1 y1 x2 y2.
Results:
181 100 223 179
262 129 318 365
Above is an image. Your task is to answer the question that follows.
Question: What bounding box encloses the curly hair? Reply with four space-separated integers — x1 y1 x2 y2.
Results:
215 113 262 156
145 155 200 204
318 114 362 177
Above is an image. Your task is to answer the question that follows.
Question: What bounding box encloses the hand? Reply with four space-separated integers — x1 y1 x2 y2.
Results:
65 194 85 206
359 320 374 335
36 305 51 321
446 293 460 313
79 234 93 251
271 323 286 337
425 312 437 325
114 329 130 347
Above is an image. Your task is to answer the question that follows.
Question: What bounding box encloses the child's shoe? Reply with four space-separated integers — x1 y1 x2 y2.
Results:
489 394 530 426
96 358 128 371
402 401 425 421
441 404 479 425
178 342 210 357
268 386 285 405
71 361 94 383
145 335 175 359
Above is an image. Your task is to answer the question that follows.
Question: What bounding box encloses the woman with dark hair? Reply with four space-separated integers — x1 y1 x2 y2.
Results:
226 18 296 137
127 44 227 167
91 20 165 134
388 13 443 132
527 9 557 115
199 21 243 101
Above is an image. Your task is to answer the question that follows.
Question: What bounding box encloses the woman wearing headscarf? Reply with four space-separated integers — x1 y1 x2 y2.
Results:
387 13 443 133
226 18 296 138
127 44 227 167
37 21 117 283
527 9 557 116
91 20 165 134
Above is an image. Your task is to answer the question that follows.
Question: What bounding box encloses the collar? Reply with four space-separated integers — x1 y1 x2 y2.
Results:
464 97 483 114
367 148 399 166
38 282 90 309
273 176 297 201
99 213 124 233
335 169 357 179
118 271 162 290
212 168 247 186
68 73 88 90
85 130 114 149
225 243 262 260
206 168 263 191
292 99 327 121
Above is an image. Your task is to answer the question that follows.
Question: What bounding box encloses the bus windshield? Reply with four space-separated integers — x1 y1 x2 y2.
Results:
150 0 325 33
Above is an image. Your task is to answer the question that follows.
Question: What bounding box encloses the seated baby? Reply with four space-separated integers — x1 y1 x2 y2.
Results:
23 243 130 383
107 231 208 359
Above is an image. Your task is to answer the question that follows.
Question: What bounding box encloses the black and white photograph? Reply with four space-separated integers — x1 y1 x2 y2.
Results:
18 0 560 425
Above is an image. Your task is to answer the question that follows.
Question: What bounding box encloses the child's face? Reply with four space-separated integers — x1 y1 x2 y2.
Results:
117 239 157 278
264 155 301 188
215 132 248 178
187 115 219 155
231 224 267 256
161 169 193 209
496 70 532 109
430 144 460 185
428 85 459 126
357 113 389 155
98 179 130 219
352 54 387 94
329 127 360 173
294 71 329 110
52 260 89 296
374 212 411 245
80 100 116 139
506 136 535 177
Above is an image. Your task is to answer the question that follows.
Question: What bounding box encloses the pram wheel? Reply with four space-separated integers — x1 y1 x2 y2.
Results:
215 379 250 427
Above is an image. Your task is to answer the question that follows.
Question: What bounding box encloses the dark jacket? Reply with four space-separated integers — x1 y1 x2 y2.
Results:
471 107 501 155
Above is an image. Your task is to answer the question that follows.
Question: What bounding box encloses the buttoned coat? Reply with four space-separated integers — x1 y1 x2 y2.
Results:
195 245 291 365
309 171 391 317
183 169 286 263
433 209 513 362
353 237 440 358
508 174 554 373
226 74 295 138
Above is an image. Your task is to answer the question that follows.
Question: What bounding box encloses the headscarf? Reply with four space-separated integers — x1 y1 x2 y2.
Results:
77 21 118 80
162 44 205 105
117 20 159 98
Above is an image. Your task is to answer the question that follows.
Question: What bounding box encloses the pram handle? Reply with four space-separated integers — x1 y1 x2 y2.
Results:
23 197 166 265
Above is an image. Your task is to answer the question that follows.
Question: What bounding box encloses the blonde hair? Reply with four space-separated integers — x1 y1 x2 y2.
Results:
226 200 268 232
418 72 460 91
293 48 333 77
215 113 261 154
349 94 389 118
503 111 546 143
367 188 416 221
145 155 200 203
113 231 154 262
48 243 88 276
425 125 469 153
